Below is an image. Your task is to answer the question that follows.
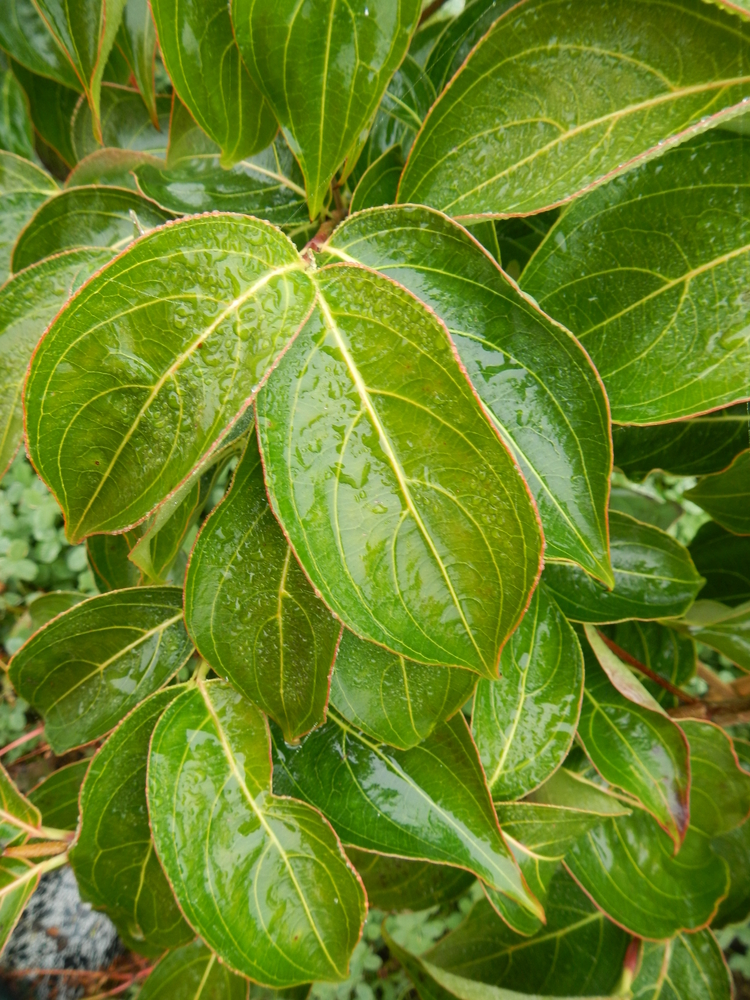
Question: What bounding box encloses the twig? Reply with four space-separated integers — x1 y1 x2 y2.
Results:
4 841 69 859
697 661 736 702
9 741 51 766
596 632 698 704
669 697 750 727
0 725 44 757
420 0 451 23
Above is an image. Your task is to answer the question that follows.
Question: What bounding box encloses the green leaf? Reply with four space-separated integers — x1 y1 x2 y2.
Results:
0 150 58 275
494 210 559 281
11 185 172 271
543 511 704 623
346 849 474 911
28 590 86 630
28 758 89 831
67 147 161 188
601 620 696 708
271 710 540 918
522 132 750 423
151 0 275 168
578 632 690 845
399 0 750 219
612 405 750 481
690 521 750 606
138 939 251 1000
10 61 80 168
86 529 143 591
185 436 340 742
424 1 513 92
680 599 750 671
712 817 750 927
472 584 582 801
0 247 113 479
330 630 476 751
0 761 40 847
258 262 542 675
9 586 193 752
0 0 82 91
349 145 404 214
324 205 612 585
25 214 315 542
71 84 171 161
630 931 732 1000
32 0 127 143
232 0 422 218
527 764 635 816
114 0 157 126
685 450 750 536
0 857 45 953
69 688 193 954
609 486 682 532
0 68 33 159
148 679 366 986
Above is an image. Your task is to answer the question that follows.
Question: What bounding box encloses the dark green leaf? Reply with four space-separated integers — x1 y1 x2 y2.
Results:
680 599 750 671
71 84 171 161
630 931 732 1000
712 817 750 927
185 437 340 742
349 146 404 214
70 688 193 954
0 0 82 91
330 630 475 751
685 450 750 536
67 147 161 188
28 590 86 630
11 185 172 271
578 631 690 845
612 405 750 481
544 511 704 623
0 68 33 159
0 150 58 274
86 530 143 591
9 586 193 752
271 710 540 918
400 0 750 219
148 679 366 986
690 520 750 606
346 849 473 912
0 247 113 478
151 0 275 168
232 0 422 218
138 939 251 1000
324 206 612 585
494 210 559 281
114 0 157 126
601 620 696 708
0 762 40 847
609 487 682 532
10 61 80 168
425 0 514 92
28 759 89 831
25 214 315 542
522 132 750 423
472 584 582 801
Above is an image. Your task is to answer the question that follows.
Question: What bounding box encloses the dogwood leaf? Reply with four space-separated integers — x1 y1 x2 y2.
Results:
690 521 750 605
138 940 251 1000
631 931 732 1000
114 0 157 126
685 450 750 536
0 0 82 91
28 759 89 831
346 849 474 912
0 151 58 275
680 599 750 672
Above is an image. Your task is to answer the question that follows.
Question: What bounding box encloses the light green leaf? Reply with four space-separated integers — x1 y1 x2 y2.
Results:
28 758 89 831
0 150 58 275
680 599 750 671
0 762 40 847
10 61 80 168
71 84 171 161
66 147 161 188
185 436 340 742
271 710 541 917
399 0 750 219
330 629 476 751
258 263 542 675
472 584 582 801
324 206 612 585
138 939 251 1000
9 586 193 752
424 0 514 93
114 0 157 126
25 214 315 542
609 486 682 532
685 450 750 536
0 68 33 159
543 511 704 623
11 185 172 271
522 132 750 423
349 145 404 214
0 247 113 479
0 0 82 91
601 620 696 708
631 930 732 1000
151 0 275 168
86 529 143 591
232 0 422 218
0 857 46 955
148 679 366 986
69 688 193 954
584 624 666 712
527 764 634 816
690 521 750 606
346 849 474 912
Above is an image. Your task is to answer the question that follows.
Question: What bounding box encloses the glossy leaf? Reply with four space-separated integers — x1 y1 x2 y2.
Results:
67 147 160 188
712 817 750 927
25 214 315 542
690 521 750 606
28 590 85 629
10 61 80 167
151 0 275 168
0 68 33 159
349 146 404 214
9 586 193 752
0 0 82 91
544 511 704 623
425 0 514 93
330 629 476 751
577 636 690 845
0 247 113 478
680 599 750 672
186 437 340 742
258 263 542 676
522 132 750 423
613 405 750 481
346 849 473 912
631 931 732 1000
0 857 45 954
609 486 682 532
324 206 613 585
139 940 251 1000
472 584 583 801
494 210 559 281
148 679 366 986
685 450 750 536
86 529 143 591
33 0 128 142
0 762 40 847
271 710 540 916
602 620 696 708
71 84 171 161
232 0 422 218
527 764 635 816
0 150 58 274
70 688 193 954
399 0 750 219
11 185 172 271
28 759 89 831
114 0 157 126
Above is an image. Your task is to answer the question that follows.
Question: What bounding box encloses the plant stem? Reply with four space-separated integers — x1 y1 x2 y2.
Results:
420 0 451 24
0 725 44 757
193 660 211 684
596 632 698 704
0 809 74 843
